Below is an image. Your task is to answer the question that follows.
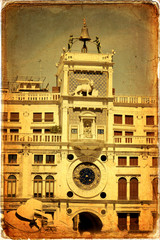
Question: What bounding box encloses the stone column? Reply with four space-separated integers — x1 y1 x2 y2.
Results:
108 67 113 97
92 119 96 139
127 213 130 231
62 105 68 142
63 65 69 95
127 179 130 200
80 118 83 139
107 102 113 144
21 152 32 198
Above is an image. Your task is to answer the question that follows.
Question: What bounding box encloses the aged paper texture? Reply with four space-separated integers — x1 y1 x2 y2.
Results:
1 0 159 239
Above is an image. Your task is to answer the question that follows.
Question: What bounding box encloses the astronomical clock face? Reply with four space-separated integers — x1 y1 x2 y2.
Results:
73 162 101 190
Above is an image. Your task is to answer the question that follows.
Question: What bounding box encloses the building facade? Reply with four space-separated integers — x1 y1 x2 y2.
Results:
1 24 158 235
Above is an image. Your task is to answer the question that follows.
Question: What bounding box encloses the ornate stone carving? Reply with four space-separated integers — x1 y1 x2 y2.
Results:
73 79 98 96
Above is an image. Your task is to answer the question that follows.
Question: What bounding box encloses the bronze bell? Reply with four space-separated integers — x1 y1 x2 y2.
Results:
79 18 91 41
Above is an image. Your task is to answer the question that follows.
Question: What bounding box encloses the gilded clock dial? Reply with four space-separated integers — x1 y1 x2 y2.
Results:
73 162 101 190
79 168 95 185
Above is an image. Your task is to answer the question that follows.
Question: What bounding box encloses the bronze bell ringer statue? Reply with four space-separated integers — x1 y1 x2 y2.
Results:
67 18 101 53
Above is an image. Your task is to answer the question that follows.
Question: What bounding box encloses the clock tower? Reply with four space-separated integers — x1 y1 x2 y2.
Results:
55 19 116 231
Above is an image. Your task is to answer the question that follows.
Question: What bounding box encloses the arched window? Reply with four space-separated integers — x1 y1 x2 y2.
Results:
45 175 54 198
118 178 127 200
7 175 16 197
130 178 138 200
34 175 42 198
152 178 158 200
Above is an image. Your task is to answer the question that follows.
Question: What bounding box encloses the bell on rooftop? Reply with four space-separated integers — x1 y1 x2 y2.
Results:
79 18 91 41
79 18 91 53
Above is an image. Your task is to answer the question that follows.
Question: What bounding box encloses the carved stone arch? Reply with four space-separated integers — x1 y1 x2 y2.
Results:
72 209 103 233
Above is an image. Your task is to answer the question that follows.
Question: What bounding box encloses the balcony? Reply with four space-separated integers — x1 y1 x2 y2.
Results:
2 133 62 143
1 92 60 101
114 136 157 145
114 96 157 105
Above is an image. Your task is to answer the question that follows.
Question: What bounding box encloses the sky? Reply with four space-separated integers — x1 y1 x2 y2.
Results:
3 3 158 96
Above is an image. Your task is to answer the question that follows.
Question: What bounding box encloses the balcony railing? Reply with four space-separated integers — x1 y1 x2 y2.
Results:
2 133 62 143
2 134 157 145
2 92 60 101
114 96 157 105
114 136 157 145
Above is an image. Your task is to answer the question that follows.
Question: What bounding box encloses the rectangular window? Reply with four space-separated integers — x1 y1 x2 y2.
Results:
125 132 133 136
130 213 139 230
114 131 122 136
2 129 7 133
125 132 133 143
152 157 158 167
130 157 138 166
34 155 43 164
33 129 42 133
146 116 154 125
8 154 17 163
46 155 55 164
10 129 19 133
45 112 54 122
10 113 19 122
125 115 133 125
114 115 122 124
97 129 104 134
33 113 42 122
45 129 50 133
146 132 155 136
118 157 127 166
152 213 158 230
2 112 8 121
118 213 127 231
71 128 78 134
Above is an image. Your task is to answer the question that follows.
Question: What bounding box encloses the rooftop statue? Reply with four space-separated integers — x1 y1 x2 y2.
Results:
68 35 74 52
93 36 101 53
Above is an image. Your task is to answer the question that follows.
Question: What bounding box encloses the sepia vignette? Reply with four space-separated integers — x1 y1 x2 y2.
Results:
1 1 159 239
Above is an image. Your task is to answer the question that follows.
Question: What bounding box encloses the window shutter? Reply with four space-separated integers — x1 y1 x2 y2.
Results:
152 178 158 200
118 213 127 230
118 178 127 200
125 132 133 136
114 131 122 136
130 178 138 200
152 157 158 167
34 155 43 163
146 132 154 136
10 113 19 122
46 155 55 163
45 113 53 122
146 116 154 125
33 113 42 122
114 115 122 124
130 213 139 230
2 112 8 121
118 157 127 166
130 157 138 166
125 115 133 125
152 213 158 229
8 154 17 163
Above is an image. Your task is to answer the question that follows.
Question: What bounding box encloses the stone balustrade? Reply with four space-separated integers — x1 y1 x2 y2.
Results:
114 96 157 105
2 133 157 145
2 133 62 143
114 136 157 145
1 92 60 101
